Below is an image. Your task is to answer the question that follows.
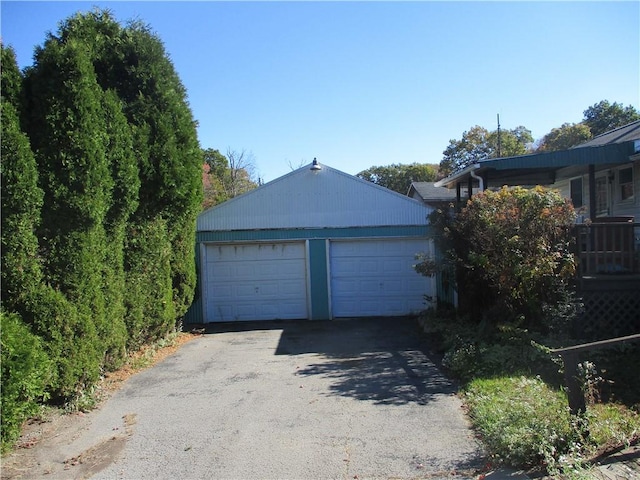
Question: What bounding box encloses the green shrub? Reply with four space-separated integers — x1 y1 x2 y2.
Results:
0 64 44 314
422 312 563 384
124 217 176 349
2 9 201 411
25 287 102 401
1 311 52 452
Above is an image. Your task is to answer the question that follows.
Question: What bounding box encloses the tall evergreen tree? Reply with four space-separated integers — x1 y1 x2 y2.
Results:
0 46 23 109
1 46 43 312
3 9 203 400
113 21 202 318
24 34 118 392
100 89 139 365
54 11 202 319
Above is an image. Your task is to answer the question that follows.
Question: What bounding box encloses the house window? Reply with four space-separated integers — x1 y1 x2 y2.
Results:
570 178 583 208
595 176 608 215
619 167 633 201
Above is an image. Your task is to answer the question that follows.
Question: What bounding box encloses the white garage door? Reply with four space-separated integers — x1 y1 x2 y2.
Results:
330 239 432 318
204 242 308 322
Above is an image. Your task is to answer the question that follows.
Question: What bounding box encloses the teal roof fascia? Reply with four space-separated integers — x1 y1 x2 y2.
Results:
196 225 432 243
484 141 635 171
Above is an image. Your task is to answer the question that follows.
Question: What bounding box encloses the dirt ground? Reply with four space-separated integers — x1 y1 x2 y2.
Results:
0 332 202 480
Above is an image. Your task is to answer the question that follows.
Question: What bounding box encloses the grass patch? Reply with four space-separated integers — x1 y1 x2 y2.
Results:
464 376 578 468
465 376 640 476
421 312 640 476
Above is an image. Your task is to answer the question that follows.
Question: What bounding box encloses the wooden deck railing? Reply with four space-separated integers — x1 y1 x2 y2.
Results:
573 221 640 277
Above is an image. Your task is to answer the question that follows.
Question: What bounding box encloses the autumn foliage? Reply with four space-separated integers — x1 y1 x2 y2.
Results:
432 187 576 331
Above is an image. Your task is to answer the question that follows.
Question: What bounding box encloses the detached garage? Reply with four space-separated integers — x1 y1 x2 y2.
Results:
187 161 435 322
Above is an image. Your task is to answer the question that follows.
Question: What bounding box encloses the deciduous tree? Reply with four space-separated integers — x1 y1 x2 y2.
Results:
439 125 533 177
535 122 592 152
357 163 437 194
201 148 258 209
583 100 640 137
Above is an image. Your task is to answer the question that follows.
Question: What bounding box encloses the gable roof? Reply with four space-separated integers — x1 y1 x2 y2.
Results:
198 162 431 231
576 120 640 147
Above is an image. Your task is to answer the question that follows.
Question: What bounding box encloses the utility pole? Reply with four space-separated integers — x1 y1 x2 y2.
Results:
497 113 502 158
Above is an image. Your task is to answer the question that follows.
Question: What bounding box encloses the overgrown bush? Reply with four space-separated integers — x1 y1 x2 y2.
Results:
420 187 576 332
1 312 52 452
24 287 102 400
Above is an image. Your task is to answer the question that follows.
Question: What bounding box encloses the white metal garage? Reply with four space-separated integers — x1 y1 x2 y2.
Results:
188 161 436 323
204 242 308 322
330 239 432 318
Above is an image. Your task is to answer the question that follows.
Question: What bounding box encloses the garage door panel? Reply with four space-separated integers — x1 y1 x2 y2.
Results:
212 304 234 319
330 239 432 318
258 283 278 297
204 242 308 322
235 284 258 299
236 304 257 318
280 280 306 296
272 260 304 278
382 260 402 274
383 279 403 294
211 284 233 298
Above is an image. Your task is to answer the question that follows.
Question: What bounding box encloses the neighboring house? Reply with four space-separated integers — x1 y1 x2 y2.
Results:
434 120 640 223
433 121 640 337
186 161 435 323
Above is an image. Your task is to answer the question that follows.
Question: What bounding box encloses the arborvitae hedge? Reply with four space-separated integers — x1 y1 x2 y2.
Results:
0 311 52 452
0 93 43 313
124 217 176 350
1 8 202 418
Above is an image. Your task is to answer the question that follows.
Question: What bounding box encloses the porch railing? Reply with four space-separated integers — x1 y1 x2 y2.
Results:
573 220 640 277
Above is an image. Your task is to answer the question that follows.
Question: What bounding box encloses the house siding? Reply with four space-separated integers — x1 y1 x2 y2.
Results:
554 160 639 221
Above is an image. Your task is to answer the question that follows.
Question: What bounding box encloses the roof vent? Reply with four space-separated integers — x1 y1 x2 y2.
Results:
310 158 322 172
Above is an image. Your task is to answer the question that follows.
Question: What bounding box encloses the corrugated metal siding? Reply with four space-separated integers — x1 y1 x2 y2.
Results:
197 164 432 232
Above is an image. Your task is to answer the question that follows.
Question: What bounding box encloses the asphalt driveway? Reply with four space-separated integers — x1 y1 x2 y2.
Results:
61 318 486 479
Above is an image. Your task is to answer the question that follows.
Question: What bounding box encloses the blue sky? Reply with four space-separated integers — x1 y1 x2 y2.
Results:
2 1 638 183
